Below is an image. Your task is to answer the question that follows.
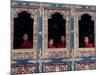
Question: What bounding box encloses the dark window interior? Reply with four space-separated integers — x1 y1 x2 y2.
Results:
79 14 94 47
48 12 66 48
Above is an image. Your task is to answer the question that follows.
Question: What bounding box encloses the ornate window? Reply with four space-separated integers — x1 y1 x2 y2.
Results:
48 12 66 48
42 8 71 59
79 14 95 48
11 6 39 60
74 7 96 57
13 11 33 49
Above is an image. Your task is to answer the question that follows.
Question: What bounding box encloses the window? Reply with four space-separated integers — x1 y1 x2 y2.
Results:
79 14 94 48
13 11 33 49
48 12 66 48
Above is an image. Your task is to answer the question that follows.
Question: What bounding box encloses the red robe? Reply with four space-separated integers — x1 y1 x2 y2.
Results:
48 44 56 48
58 42 66 48
22 40 33 48
85 43 93 48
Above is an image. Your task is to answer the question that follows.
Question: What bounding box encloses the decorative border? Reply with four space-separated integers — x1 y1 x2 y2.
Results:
74 57 96 70
42 62 71 72
11 64 38 74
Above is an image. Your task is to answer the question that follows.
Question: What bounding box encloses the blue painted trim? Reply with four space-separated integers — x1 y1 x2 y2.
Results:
14 59 33 65
12 1 96 7
42 61 71 64
70 16 74 49
75 57 96 62
38 16 42 49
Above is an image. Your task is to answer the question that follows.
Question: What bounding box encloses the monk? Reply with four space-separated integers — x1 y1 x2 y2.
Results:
21 33 33 48
48 39 56 48
83 36 93 48
58 35 66 48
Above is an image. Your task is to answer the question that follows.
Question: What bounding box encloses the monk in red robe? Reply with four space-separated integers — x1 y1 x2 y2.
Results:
58 35 66 48
48 39 56 48
84 36 93 48
21 33 33 48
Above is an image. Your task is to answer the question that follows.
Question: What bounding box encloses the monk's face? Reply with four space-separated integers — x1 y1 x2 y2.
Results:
49 39 54 45
23 34 28 41
61 36 65 42
84 37 89 44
